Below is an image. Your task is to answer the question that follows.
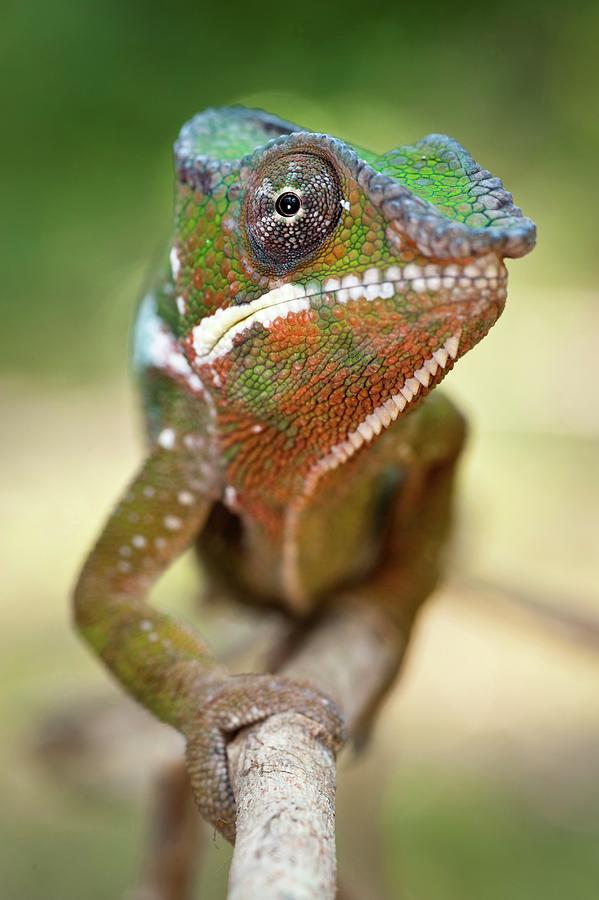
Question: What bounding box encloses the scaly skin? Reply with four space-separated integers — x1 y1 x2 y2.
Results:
74 106 536 841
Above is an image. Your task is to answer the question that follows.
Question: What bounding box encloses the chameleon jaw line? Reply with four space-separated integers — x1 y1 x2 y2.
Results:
191 254 505 366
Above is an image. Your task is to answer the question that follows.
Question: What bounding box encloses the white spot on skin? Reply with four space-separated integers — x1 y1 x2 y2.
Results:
252 424 264 434
143 485 155 498
133 293 206 396
433 348 449 368
170 247 181 279
414 366 430 387
188 374 203 393
424 358 439 377
340 198 350 211
140 620 152 631
192 255 504 364
357 421 374 442
224 486 238 508
158 428 176 450
177 490 195 506
132 535 146 549
164 515 182 531
192 282 312 363
183 433 204 450
444 332 461 359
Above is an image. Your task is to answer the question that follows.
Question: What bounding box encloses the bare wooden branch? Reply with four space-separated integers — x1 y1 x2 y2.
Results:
226 603 402 900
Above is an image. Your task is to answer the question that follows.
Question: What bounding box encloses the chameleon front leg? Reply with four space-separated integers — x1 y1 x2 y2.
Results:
376 398 468 629
73 431 344 842
337 397 468 734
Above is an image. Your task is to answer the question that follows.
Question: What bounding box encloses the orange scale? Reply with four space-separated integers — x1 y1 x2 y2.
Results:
346 315 363 330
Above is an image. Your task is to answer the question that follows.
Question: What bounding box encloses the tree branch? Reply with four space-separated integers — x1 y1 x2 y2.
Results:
226 603 402 900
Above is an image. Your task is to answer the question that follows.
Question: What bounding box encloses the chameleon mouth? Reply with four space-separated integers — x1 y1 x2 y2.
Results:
191 253 506 365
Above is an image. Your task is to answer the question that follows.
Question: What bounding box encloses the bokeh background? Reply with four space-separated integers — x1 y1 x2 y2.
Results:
2 1 598 897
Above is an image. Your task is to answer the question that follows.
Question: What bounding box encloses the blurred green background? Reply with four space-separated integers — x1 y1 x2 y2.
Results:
2 1 599 898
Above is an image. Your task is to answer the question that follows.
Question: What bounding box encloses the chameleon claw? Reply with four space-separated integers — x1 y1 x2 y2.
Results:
184 673 346 843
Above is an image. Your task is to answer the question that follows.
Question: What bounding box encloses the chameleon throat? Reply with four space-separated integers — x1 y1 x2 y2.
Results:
280 327 461 606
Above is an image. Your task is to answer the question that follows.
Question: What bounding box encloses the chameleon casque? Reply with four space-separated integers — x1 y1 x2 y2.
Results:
74 106 536 842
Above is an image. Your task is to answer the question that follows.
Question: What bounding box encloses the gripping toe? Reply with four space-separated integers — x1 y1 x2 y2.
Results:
185 673 346 842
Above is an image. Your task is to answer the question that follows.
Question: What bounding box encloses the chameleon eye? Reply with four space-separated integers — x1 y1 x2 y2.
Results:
246 152 342 272
275 191 302 217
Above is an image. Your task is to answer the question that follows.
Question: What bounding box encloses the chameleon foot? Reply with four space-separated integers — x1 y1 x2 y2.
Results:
184 673 346 842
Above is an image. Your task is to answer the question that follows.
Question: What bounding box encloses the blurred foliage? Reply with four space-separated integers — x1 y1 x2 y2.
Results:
385 769 599 900
1 0 598 379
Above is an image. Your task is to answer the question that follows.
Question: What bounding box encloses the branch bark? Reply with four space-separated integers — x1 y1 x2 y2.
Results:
226 603 403 900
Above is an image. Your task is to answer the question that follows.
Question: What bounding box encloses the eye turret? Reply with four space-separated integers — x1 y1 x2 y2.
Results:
245 152 342 272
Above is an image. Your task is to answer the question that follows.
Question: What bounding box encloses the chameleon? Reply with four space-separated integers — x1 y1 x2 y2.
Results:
73 106 536 842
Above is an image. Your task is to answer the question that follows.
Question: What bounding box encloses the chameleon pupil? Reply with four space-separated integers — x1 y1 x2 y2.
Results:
247 153 343 270
275 192 301 217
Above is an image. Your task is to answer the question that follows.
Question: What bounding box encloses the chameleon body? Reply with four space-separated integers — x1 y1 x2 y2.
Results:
74 107 536 841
